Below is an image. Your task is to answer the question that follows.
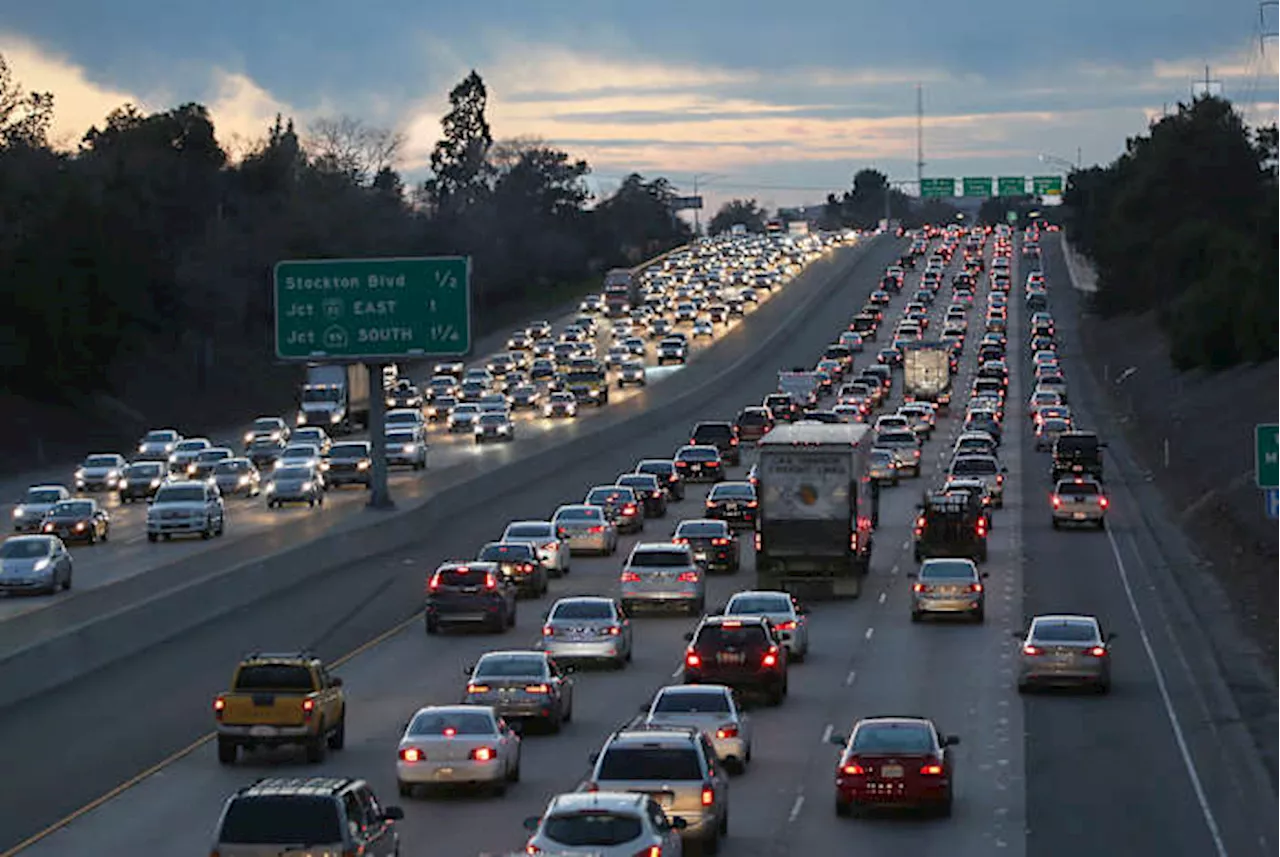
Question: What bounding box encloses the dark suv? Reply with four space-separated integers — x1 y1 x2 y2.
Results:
690 421 741 466
425 561 518 634
763 394 800 423
211 777 402 857
682 615 788 705
476 541 548 597
734 407 774 443
1052 431 1106 482
913 491 988 563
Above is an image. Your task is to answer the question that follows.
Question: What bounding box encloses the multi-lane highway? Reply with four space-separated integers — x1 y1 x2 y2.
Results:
1 229 1274 857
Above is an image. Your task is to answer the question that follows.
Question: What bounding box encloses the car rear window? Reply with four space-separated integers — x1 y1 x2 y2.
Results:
479 544 535 562
1057 481 1099 495
506 523 552 540
919 560 976 580
653 691 730 714
852 723 933 754
710 484 754 500
234 664 314 692
1057 436 1097 454
951 458 996 475
544 812 644 847
552 601 614 620
675 521 729 539
435 566 491 586
695 624 768 648
692 424 732 442
1033 620 1099 643
677 447 718 462
474 655 546 678
598 747 703 781
630 549 689 567
219 795 342 845
408 710 494 736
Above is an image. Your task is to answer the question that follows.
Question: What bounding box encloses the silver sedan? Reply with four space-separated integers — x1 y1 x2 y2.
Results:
1015 614 1114 693
551 504 618 556
395 705 521 797
643 684 752 774
910 558 988 622
724 590 810 661
540 597 632 667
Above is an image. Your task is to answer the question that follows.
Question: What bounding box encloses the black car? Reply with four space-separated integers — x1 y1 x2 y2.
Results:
682 616 787 705
118 462 167 502
762 394 801 423
634 459 685 501
1052 431 1106 482
615 473 668 519
425 561 517 634
41 499 110 544
326 441 372 488
246 437 286 470
476 542 548 597
673 445 725 483
673 518 740 573
704 481 758 528
690 421 741 466
913 490 988 563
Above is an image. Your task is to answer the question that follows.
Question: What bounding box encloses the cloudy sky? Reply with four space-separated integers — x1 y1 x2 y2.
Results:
2 0 1276 211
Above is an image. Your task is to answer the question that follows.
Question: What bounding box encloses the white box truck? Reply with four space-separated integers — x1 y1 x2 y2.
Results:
755 423 878 598
902 341 952 411
297 364 370 433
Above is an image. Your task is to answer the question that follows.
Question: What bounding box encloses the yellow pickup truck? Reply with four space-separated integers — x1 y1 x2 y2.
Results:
213 651 347 765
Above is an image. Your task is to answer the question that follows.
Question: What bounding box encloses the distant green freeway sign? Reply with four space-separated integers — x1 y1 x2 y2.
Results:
1257 423 1279 488
1006 210 1019 224
273 257 472 361
1032 175 1064 195
919 178 956 198
997 176 1027 196
962 177 993 197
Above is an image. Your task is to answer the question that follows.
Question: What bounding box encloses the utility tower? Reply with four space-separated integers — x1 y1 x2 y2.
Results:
1190 65 1223 98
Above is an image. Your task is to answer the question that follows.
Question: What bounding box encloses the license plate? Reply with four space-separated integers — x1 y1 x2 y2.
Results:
249 725 277 737
690 465 701 472
725 503 739 512
881 765 904 778
694 552 708 561
717 653 745 665
437 767 454 778
1073 512 1087 520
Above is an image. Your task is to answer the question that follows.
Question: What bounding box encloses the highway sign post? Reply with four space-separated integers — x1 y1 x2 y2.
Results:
919 178 956 198
962 177 993 197
997 176 1027 196
1266 489 1279 520
1256 423 1278 488
273 257 472 361
1032 175 1064 196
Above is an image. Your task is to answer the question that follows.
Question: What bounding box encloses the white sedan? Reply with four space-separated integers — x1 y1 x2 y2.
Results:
396 705 521 797
724 589 810 661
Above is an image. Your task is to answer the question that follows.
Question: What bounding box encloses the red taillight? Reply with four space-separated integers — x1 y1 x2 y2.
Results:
841 762 866 775
762 646 780 668
1023 645 1042 656
301 698 315 718
606 625 622 636
970 583 983 593
706 461 720 468
677 570 699 582
976 519 987 536
485 574 498 590
621 571 641 582
1099 496 1109 508
622 504 637 516
754 532 761 550
588 525 606 533
730 437 739 445
1051 495 1061 508
470 746 496 762
746 500 758 508
428 573 442 592
542 624 554 636
213 696 225 719
525 684 550 694
716 725 739 739
632 847 662 857
709 537 730 546
913 582 926 592
774 620 796 631
399 747 424 763
920 763 944 775
1088 646 1108 657
685 650 701 668
701 785 715 806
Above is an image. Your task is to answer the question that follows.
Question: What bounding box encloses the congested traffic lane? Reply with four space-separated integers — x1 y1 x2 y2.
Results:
0 244 810 634
1019 237 1275 856
0 235 901 854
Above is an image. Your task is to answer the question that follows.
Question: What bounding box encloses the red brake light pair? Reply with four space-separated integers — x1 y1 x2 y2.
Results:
711 537 730 546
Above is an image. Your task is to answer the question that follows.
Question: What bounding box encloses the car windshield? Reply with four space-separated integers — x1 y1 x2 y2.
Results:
126 463 162 475
387 413 418 424
213 461 247 474
952 457 997 475
155 485 206 504
598 747 702 781
251 420 279 431
630 549 689 567
551 601 614 620
408 710 494 736
1033 620 1100 643
197 450 228 461
710 484 754 500
727 594 792 614
479 414 507 425
25 489 63 503
330 444 368 458
50 501 92 516
274 467 312 481
852 723 934 754
455 405 479 415
219 796 341 845
920 560 976 580
249 438 281 450
176 440 207 451
144 431 177 442
0 540 52 559
283 446 317 458
543 812 644 847
653 690 731 714
84 456 118 468
474 656 546 679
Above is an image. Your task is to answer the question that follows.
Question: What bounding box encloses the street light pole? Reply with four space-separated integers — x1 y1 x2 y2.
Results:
689 173 726 236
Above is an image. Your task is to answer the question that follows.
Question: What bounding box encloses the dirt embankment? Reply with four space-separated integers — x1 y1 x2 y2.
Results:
1077 306 1279 667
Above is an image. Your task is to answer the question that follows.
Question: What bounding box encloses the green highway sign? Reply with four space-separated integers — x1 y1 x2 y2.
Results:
962 177 993 197
920 177 956 198
997 176 1027 196
1256 423 1279 488
274 257 472 361
1032 175 1064 195
1006 210 1019 224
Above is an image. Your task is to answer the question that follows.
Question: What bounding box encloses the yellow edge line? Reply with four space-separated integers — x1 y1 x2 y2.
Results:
0 610 423 857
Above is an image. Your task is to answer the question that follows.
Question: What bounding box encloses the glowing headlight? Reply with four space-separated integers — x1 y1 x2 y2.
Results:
386 398 395 407
356 461 370 470
150 479 161 487
238 476 250 486
74 522 86 530
119 480 130 489
296 411 306 425
498 425 510 433
244 432 254 443
265 483 276 493
75 469 86 479
403 444 417 453
169 454 179 464
138 444 147 453
12 507 24 518
33 558 51 572
474 425 484 433
187 464 198 474
300 482 314 492
329 413 341 424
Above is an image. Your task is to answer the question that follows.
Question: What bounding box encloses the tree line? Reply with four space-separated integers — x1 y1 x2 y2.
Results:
0 59 693 401
1065 95 1277 370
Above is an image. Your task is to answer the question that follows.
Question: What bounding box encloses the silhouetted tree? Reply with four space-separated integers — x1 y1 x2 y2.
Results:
708 198 767 234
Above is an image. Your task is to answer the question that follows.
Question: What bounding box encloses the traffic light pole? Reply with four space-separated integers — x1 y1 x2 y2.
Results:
366 362 394 510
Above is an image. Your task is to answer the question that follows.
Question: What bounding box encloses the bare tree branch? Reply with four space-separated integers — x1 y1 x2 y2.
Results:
305 115 406 184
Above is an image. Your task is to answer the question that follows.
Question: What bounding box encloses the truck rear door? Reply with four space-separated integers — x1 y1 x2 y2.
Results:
222 663 318 727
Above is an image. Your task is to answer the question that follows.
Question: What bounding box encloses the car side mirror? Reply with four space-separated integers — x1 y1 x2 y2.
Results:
1001 466 1009 473
828 733 847 746
589 751 600 764
1009 630 1024 640
683 631 694 641
331 677 343 687
907 571 918 578
943 735 961 747
522 816 541 832
462 664 474 676
981 572 990 579
383 806 405 821
1106 632 1117 641
670 816 689 830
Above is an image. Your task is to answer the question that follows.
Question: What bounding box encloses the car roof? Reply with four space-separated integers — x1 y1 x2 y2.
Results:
854 716 935 730
506 520 553 529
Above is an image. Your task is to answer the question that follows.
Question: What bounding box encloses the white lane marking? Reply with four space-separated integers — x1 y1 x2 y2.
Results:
877 591 887 605
1103 526 1229 857
788 794 805 822
900 540 909 550
863 627 874 641
123 535 144 545
890 563 899 576
821 723 833 744
670 665 682 679
845 670 857 686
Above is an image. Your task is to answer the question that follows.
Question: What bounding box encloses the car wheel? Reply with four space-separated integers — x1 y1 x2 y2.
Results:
308 499 316 508
328 713 346 749
1051 519 1060 530
911 611 923 623
507 753 521 783
692 599 705 616
101 527 109 543
147 533 158 542
507 605 517 628
397 780 413 798
792 647 806 664
1098 518 1108 530
974 607 985 623
425 615 439 635
216 738 237 765
201 526 212 540
1097 680 1111 695
62 571 72 591
938 790 954 817
305 731 327 763
704 831 721 854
